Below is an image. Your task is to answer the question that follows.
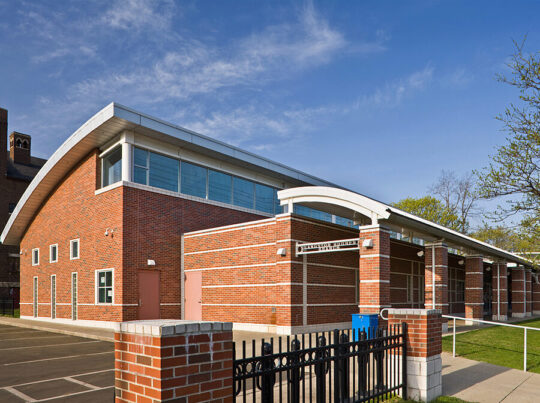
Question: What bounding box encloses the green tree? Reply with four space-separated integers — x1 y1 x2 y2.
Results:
392 196 460 231
477 40 540 236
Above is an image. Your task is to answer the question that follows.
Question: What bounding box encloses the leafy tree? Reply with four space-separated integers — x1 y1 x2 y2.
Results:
477 40 540 236
430 170 479 234
392 196 460 231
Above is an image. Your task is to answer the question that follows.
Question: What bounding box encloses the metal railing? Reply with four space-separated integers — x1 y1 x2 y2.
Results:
443 314 540 372
233 325 407 402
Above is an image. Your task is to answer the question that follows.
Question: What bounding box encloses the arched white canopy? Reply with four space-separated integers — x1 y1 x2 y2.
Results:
278 186 532 267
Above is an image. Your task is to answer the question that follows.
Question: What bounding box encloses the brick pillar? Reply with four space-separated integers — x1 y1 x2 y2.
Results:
526 269 532 317
511 267 526 318
358 225 391 318
388 308 442 402
424 242 448 332
115 320 233 402
533 273 540 315
492 262 508 321
465 255 483 323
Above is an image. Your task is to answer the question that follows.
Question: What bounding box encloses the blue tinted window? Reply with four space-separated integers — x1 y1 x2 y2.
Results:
103 147 122 187
294 205 332 223
335 216 354 227
273 189 282 215
181 161 207 198
134 166 147 184
134 147 148 167
149 152 178 192
209 170 232 203
255 183 274 214
233 177 254 209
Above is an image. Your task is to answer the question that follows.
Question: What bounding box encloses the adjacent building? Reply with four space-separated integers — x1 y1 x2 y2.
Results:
1 103 538 332
0 108 46 302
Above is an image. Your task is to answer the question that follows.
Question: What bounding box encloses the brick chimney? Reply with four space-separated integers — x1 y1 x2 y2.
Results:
0 108 7 176
9 132 31 165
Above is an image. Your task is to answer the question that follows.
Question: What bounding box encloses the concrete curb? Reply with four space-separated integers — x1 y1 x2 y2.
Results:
0 317 115 342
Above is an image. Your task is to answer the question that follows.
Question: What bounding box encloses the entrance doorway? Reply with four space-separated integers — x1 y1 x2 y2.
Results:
184 271 202 320
138 271 160 320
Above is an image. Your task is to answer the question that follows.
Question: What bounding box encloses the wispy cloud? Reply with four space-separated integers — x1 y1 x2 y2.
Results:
102 0 176 31
354 64 434 108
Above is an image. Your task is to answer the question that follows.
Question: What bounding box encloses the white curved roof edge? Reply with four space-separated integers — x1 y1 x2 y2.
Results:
1 103 338 245
278 186 533 267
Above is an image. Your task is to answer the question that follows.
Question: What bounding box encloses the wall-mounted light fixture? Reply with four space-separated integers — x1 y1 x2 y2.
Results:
362 239 373 249
276 248 287 257
458 260 465 266
417 250 424 257
147 259 156 266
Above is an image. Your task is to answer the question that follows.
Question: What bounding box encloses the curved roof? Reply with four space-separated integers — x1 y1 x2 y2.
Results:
1 103 337 246
278 186 532 266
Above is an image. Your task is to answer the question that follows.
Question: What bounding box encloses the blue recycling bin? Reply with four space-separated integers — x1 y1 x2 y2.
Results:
352 313 379 340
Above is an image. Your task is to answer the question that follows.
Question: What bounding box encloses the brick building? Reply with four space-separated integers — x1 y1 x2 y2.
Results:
1 103 538 332
0 107 46 301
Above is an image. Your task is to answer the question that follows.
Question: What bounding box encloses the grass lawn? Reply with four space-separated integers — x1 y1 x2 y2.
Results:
0 308 19 318
385 396 471 403
442 318 540 373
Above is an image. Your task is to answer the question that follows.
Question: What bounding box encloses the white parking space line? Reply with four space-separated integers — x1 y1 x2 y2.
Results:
64 376 100 390
35 386 114 402
4 369 113 389
0 340 100 351
4 386 37 402
3 351 113 366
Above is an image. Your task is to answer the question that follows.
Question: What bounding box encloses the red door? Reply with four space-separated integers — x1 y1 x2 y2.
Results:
138 271 160 320
185 271 202 320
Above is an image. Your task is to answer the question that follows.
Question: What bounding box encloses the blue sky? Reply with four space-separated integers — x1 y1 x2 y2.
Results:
1 0 539 218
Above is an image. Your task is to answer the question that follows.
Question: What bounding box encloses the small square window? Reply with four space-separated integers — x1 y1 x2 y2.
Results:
70 239 80 260
32 248 39 266
50 244 58 263
96 269 113 304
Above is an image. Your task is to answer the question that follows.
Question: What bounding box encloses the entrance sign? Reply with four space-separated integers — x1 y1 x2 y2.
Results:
296 238 359 255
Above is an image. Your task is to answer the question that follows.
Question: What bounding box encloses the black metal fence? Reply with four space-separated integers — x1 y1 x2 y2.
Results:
0 299 16 316
233 324 407 402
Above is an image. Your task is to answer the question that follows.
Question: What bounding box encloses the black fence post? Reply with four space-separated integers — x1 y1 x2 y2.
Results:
315 335 327 403
289 338 301 403
357 330 368 397
402 322 408 400
337 332 350 401
258 342 275 403
375 328 384 390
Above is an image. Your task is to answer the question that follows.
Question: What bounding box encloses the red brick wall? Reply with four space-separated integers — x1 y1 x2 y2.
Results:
492 262 508 319
533 276 540 314
20 150 125 321
424 243 448 315
526 270 532 315
511 267 525 316
20 149 264 323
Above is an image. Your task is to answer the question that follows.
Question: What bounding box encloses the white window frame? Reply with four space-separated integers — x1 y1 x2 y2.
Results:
33 276 38 317
95 268 114 305
70 239 80 260
32 248 39 266
71 272 78 320
49 244 58 263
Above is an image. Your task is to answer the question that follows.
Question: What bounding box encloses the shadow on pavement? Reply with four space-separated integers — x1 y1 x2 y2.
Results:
442 361 510 396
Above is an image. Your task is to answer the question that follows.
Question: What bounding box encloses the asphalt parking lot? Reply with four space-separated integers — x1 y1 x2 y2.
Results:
0 324 114 402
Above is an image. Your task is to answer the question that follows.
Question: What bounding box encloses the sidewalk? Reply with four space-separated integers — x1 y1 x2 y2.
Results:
442 352 540 402
0 316 115 342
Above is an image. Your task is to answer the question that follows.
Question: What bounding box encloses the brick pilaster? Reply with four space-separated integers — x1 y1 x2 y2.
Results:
533 273 540 315
115 320 233 402
424 242 448 315
358 225 390 316
465 255 483 321
526 269 532 317
492 262 508 320
511 267 526 318
388 308 442 402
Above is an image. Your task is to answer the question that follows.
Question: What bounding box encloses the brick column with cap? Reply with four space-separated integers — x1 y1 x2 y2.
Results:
424 242 448 331
491 262 508 321
388 308 442 402
358 225 391 317
511 267 526 318
526 269 532 317
115 320 233 402
465 255 483 323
